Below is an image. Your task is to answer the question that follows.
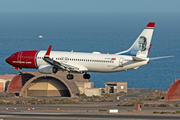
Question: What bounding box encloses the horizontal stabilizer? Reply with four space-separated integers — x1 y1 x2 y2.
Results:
150 56 174 60
132 57 147 62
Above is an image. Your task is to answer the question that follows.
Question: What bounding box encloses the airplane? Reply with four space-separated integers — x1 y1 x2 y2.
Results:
5 22 172 80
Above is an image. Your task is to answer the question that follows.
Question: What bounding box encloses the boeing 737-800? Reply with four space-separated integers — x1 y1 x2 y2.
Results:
6 22 161 80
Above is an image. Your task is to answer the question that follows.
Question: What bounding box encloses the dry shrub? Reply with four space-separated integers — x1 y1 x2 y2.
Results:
118 101 142 107
127 109 135 112
160 111 171 114
157 104 171 107
153 111 160 114
99 109 107 112
174 104 180 107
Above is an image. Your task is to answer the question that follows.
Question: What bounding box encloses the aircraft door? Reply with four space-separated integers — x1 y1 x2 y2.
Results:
119 57 124 67
17 52 23 63
64 57 68 63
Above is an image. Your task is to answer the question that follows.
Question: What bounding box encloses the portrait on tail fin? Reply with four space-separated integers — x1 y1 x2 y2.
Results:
116 22 155 58
136 36 148 58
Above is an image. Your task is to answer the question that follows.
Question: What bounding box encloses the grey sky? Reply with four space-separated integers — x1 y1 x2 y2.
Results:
0 0 179 13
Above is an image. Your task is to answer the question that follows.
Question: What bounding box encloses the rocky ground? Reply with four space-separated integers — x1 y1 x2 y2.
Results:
1 89 180 114
0 88 168 105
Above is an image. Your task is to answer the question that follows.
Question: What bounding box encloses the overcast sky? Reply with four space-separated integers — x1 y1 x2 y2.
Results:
0 0 179 13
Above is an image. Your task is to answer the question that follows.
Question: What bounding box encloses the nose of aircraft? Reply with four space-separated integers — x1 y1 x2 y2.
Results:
6 57 11 65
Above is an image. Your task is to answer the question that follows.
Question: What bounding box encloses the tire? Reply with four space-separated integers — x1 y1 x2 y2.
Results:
52 67 58 74
67 74 74 80
83 74 90 79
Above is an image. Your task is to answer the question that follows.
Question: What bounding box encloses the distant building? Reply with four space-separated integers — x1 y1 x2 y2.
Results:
75 82 94 94
105 82 127 94
7 71 89 97
84 88 102 96
0 74 15 92
165 78 180 101
4 72 128 97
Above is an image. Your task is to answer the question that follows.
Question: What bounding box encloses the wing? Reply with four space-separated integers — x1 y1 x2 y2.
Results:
42 45 88 73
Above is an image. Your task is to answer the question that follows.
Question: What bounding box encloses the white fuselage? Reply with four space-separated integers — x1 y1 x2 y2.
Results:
36 51 149 73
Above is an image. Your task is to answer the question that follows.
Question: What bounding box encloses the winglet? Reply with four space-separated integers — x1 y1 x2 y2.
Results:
45 45 52 57
146 22 155 28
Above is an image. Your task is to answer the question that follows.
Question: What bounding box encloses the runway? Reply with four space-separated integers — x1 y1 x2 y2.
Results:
0 112 180 120
1 103 180 112
0 104 180 120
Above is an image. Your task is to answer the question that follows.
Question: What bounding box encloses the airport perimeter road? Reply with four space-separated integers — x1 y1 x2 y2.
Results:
0 112 180 120
119 89 150 101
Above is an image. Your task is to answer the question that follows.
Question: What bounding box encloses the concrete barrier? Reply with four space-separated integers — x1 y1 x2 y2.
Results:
109 109 118 113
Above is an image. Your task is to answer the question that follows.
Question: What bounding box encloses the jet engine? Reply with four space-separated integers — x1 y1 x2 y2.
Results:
38 64 58 74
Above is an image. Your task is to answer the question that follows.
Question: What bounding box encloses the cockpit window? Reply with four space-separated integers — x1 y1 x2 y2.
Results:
10 54 14 57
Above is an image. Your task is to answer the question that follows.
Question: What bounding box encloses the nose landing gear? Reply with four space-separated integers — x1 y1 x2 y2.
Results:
18 68 22 75
66 74 74 80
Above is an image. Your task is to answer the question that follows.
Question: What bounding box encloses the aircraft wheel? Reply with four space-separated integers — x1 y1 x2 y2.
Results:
67 74 74 80
83 74 90 79
18 72 22 75
18 68 22 75
52 67 58 74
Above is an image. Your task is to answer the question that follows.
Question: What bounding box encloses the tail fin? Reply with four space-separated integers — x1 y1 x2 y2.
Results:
115 22 155 58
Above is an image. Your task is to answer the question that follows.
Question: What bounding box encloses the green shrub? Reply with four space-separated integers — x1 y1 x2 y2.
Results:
176 110 180 113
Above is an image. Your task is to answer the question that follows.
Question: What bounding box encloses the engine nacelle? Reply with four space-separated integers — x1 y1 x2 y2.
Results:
38 64 58 74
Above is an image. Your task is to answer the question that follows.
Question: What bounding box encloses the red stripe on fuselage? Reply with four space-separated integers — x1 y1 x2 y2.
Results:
6 50 39 69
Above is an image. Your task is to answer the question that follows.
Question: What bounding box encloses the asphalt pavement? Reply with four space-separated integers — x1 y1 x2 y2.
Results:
0 112 180 120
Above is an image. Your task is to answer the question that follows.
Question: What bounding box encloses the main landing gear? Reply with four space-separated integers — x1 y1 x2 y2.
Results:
83 73 90 79
18 68 22 75
66 73 74 80
66 72 91 80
